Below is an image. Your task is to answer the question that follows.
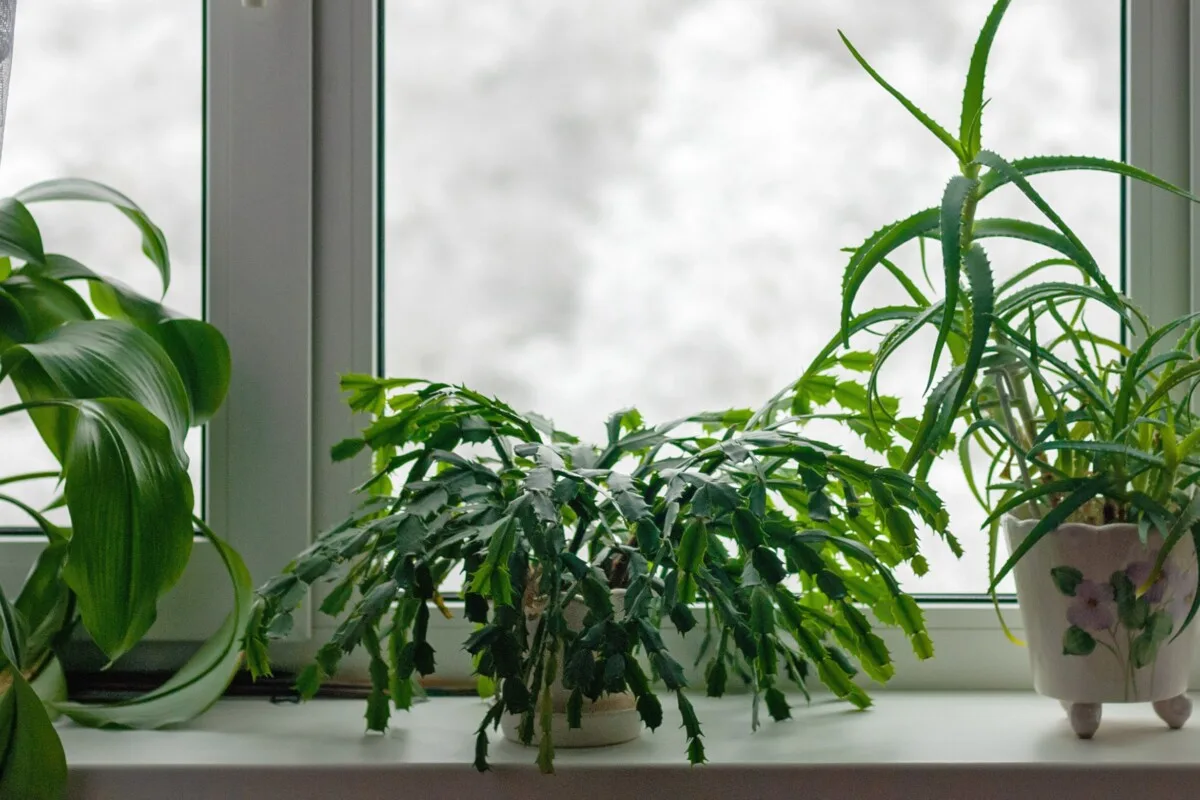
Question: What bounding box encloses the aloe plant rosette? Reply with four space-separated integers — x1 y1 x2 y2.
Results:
835 0 1200 736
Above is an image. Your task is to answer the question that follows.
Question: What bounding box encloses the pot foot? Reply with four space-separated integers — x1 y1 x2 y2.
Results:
1065 702 1102 739
1153 694 1192 730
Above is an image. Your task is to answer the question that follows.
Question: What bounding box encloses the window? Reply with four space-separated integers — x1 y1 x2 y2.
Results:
2 1 1189 690
380 1 1121 595
0 0 203 526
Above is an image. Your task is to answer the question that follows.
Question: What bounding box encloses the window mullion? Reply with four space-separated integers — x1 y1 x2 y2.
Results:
206 0 315 636
1127 0 1191 325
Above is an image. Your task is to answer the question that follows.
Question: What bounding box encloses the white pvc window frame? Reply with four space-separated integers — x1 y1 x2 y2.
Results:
0 0 1192 692
277 0 1200 691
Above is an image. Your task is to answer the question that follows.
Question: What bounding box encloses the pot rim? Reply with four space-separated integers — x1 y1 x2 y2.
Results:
1002 513 1142 538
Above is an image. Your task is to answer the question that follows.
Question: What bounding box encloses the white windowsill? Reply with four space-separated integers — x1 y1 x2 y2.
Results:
61 692 1200 800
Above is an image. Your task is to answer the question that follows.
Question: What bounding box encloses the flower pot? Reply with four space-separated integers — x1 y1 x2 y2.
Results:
1004 514 1199 737
500 588 641 748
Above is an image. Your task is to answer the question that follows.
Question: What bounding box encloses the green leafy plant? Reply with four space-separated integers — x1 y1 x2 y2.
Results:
252 364 952 773
833 0 1200 624
0 179 250 798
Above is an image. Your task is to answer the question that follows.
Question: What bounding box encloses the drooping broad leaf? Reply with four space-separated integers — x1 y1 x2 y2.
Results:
0 197 45 264
61 398 195 662
0 669 67 800
27 255 234 425
3 318 191 462
17 178 171 294
54 529 252 728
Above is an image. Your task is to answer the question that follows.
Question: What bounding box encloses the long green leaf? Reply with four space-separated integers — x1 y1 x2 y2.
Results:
979 155 1200 205
867 301 949 425
55 527 252 728
989 321 1113 417
970 218 1125 315
61 398 194 662
975 151 1119 305
3 318 192 462
959 0 1012 156
0 273 92 341
997 258 1077 294
990 476 1110 591
0 669 67 800
0 493 66 544
31 255 231 424
952 244 995 414
981 475 1097 529
840 208 940 342
17 178 171 294
1025 440 1166 469
995 282 1138 324
1145 492 1200 603
1139 360 1200 417
902 367 965 471
931 176 977 389
0 198 45 265
838 32 964 160
15 540 71 660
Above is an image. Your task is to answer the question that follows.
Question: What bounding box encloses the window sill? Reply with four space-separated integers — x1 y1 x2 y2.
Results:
61 692 1200 799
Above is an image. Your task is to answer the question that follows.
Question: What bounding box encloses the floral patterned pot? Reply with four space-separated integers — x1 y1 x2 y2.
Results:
500 589 641 748
1004 515 1199 737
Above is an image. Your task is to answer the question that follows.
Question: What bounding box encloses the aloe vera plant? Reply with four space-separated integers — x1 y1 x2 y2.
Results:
251 363 949 773
0 180 250 799
833 0 1200 620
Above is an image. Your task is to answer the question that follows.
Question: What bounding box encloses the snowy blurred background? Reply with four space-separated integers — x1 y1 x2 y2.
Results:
0 0 202 527
0 1 1119 594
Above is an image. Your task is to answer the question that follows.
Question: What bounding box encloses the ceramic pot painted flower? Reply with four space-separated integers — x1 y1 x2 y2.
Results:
1065 579 1115 631
1051 558 1179 700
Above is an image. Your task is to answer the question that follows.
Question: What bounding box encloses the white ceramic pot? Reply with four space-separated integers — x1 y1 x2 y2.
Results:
500 588 641 748
1005 514 1199 735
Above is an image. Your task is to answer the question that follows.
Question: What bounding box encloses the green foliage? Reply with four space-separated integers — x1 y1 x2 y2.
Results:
836 0 1200 616
253 359 948 771
0 180 241 798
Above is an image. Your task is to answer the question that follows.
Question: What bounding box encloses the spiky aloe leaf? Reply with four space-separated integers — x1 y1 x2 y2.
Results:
978 155 1200 205
1026 440 1166 469
995 282 1137 325
1146 492 1200 605
840 208 940 343
1139 360 1200 417
974 151 1118 305
902 367 966 471
959 0 1013 157
866 301 952 427
838 32 964 160
950 243 994 416
1116 313 1200 430
931 176 978 390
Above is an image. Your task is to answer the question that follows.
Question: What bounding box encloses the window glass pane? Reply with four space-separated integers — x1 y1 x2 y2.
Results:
382 1 1120 593
0 0 202 526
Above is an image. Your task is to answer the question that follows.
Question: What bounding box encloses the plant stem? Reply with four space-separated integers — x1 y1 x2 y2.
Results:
0 470 59 488
991 368 1044 517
